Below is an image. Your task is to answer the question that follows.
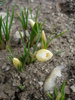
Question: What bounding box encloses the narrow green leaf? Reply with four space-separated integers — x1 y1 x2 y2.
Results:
50 30 68 42
0 0 6 7
9 0 16 33
2 20 6 36
19 30 27 54
47 92 54 100
16 14 22 24
0 16 2 43
7 46 14 58
33 34 41 54
28 41 30 53
54 85 58 98
7 56 13 64
29 0 33 20
35 5 39 22
30 23 38 45
60 81 65 95
19 5 22 18
46 26 56 47
19 84 24 90
60 92 65 100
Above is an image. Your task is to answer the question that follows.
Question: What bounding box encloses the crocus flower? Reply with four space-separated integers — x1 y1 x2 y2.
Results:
13 58 22 69
36 49 53 62
28 19 35 28
41 30 46 48
42 30 46 43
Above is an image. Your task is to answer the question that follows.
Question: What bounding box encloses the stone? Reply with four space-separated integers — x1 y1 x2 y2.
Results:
0 12 7 19
44 65 65 93
64 86 70 94
14 31 24 42
5 66 10 71
70 85 75 92
2 64 6 70
38 82 43 87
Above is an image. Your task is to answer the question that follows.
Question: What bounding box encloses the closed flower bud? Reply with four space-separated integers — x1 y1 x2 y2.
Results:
13 58 22 69
36 49 53 62
42 30 46 43
28 19 35 28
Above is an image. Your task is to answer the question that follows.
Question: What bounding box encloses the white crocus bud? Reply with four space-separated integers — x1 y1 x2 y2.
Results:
28 19 35 28
13 58 22 69
42 30 46 43
36 49 53 62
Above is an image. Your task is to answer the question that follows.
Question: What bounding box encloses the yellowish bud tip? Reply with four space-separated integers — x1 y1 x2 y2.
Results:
42 30 46 42
28 19 35 28
36 49 53 62
56 93 61 100
13 58 22 69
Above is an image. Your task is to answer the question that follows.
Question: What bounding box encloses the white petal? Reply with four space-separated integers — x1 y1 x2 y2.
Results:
36 49 53 62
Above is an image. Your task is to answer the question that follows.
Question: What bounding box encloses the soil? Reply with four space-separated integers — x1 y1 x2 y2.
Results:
0 0 75 100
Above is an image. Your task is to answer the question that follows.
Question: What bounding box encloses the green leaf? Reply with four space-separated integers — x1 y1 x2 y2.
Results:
50 30 68 42
19 5 22 18
29 0 33 20
9 0 16 33
7 56 13 64
60 81 65 95
0 0 6 7
54 86 58 98
19 84 24 90
16 14 22 24
30 23 38 46
7 46 14 58
47 92 54 100
60 92 65 100
0 16 2 43
35 5 39 22
33 34 41 54
19 30 27 54
46 26 56 48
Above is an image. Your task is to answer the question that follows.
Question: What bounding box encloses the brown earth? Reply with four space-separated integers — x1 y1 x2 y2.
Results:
0 0 75 100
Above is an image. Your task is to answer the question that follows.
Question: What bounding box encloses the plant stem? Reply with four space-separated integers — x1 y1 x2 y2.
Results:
23 29 26 41
6 39 10 50
0 40 5 50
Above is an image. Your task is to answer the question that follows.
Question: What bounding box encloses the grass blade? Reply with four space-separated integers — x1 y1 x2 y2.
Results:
0 16 2 43
9 0 16 33
19 30 27 54
0 0 6 7
7 46 14 58
50 30 68 42
19 5 22 18
35 6 39 22
46 26 56 47
60 81 65 95
54 85 58 98
47 92 54 100
33 34 41 54
29 0 33 19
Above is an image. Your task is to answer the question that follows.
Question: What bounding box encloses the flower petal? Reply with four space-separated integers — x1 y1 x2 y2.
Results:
13 58 22 69
36 49 53 62
28 19 35 28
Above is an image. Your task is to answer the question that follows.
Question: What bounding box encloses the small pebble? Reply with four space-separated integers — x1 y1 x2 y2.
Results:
70 85 75 92
5 66 10 71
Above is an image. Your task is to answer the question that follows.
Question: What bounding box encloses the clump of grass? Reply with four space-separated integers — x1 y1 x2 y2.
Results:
0 16 5 50
2 0 16 49
41 26 68 49
7 3 67 71
47 81 65 100
17 5 28 40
